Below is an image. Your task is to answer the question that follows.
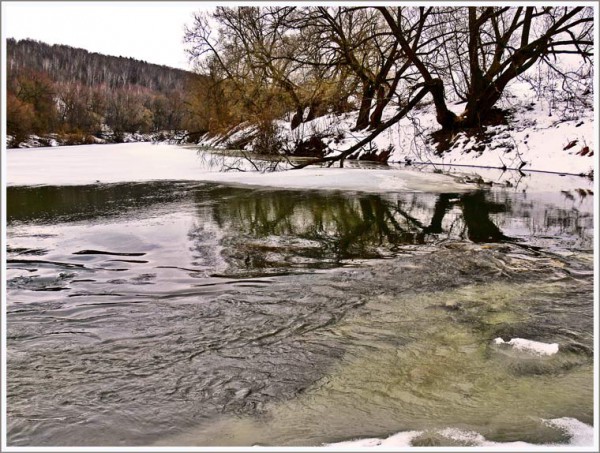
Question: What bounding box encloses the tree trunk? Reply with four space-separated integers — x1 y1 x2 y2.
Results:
305 100 320 122
369 67 405 129
292 85 430 170
459 76 509 128
354 82 375 130
426 79 458 130
290 106 304 130
369 85 386 129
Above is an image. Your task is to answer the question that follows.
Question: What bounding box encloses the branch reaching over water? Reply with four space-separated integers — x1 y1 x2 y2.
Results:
290 86 430 170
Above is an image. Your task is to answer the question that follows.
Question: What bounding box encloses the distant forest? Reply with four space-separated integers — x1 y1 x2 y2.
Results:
6 38 208 144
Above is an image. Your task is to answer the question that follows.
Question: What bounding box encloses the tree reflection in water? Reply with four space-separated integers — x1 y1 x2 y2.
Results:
7 182 590 279
199 188 514 276
424 191 509 242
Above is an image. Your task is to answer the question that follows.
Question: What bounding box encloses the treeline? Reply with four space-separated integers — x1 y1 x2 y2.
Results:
6 38 207 145
185 6 593 160
7 38 190 90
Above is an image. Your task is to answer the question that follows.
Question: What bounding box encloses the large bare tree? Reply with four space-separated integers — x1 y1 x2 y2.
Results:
185 6 345 130
378 6 594 130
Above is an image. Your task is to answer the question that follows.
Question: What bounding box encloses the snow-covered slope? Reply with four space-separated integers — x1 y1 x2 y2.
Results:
199 79 595 177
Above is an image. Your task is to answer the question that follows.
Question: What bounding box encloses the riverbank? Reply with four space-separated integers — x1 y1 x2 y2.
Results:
5 130 187 149
7 78 594 179
197 80 595 178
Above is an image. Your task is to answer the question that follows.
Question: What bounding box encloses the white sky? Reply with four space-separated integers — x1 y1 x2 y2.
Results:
2 2 214 70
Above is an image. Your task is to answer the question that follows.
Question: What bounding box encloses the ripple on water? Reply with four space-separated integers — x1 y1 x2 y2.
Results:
6 181 594 446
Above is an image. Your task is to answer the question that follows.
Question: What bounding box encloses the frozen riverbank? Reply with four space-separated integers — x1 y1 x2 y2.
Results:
198 80 595 178
5 143 472 193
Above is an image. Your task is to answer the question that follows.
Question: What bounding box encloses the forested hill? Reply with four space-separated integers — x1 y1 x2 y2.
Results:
7 38 206 146
7 38 189 92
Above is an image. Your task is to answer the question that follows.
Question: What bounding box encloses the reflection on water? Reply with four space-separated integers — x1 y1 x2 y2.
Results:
8 183 593 265
5 181 594 446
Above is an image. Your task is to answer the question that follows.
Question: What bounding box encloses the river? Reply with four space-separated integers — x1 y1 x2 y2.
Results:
4 143 595 447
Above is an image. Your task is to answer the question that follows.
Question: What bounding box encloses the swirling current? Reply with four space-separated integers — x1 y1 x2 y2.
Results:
5 180 594 447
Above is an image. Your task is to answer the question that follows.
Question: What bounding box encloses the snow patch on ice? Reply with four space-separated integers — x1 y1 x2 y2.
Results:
493 337 559 355
544 417 595 447
324 431 422 448
325 418 593 448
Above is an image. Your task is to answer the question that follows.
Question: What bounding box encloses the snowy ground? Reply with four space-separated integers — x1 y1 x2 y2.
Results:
198 79 595 178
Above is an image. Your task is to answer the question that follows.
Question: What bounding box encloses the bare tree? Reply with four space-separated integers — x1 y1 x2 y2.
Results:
183 6 593 169
299 7 421 130
185 7 334 130
378 6 594 130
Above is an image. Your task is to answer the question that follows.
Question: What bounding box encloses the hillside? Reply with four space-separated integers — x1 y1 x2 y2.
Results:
7 38 190 92
6 38 203 147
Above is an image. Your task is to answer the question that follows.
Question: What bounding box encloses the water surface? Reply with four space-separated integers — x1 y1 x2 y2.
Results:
5 144 595 447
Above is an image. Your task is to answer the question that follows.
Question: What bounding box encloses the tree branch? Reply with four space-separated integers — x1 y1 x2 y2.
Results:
291 85 430 169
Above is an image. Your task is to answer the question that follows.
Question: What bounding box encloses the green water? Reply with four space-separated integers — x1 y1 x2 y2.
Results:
156 251 593 447
7 180 594 447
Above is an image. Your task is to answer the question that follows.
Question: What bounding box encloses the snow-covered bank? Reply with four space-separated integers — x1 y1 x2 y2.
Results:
198 80 595 178
199 167 477 193
6 143 595 195
325 417 594 448
6 130 186 149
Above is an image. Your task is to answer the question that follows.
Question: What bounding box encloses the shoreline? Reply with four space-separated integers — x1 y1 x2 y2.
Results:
6 130 189 150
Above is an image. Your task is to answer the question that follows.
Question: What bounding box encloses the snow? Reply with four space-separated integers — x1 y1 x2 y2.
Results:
324 431 422 448
6 143 477 193
422 80 595 176
211 167 475 193
7 141 594 195
325 418 593 448
493 337 560 356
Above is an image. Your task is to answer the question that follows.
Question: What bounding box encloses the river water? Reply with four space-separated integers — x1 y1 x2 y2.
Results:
4 144 595 447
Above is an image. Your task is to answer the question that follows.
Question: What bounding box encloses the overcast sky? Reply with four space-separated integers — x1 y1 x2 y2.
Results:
2 2 211 70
